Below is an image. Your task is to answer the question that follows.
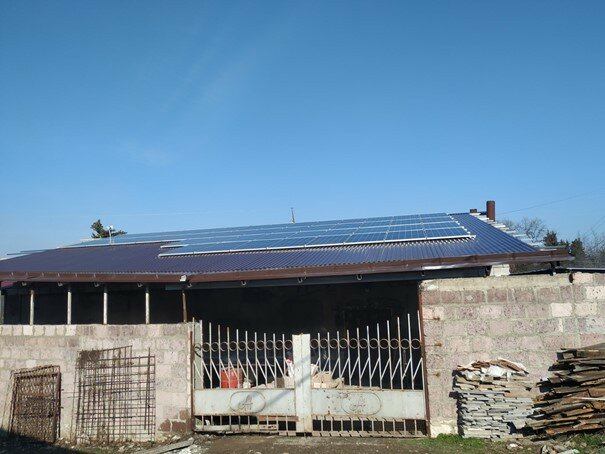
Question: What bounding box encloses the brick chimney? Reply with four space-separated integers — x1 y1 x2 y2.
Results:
486 200 496 221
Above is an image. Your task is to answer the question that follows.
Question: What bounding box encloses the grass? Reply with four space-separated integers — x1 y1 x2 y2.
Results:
405 434 521 454
568 433 605 454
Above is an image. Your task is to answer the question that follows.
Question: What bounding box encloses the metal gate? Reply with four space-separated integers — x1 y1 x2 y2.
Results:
9 365 61 443
192 314 427 436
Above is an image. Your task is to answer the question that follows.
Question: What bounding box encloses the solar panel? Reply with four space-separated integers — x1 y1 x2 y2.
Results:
64 212 473 256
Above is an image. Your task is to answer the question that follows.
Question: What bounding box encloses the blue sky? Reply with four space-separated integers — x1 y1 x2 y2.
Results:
1 1 604 256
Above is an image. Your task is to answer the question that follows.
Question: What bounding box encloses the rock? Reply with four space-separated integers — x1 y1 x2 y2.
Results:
557 450 579 454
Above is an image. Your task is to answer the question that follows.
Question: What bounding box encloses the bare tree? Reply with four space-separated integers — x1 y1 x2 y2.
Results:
500 217 547 244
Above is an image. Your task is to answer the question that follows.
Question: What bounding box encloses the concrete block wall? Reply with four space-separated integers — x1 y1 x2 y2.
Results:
420 272 605 436
0 323 191 440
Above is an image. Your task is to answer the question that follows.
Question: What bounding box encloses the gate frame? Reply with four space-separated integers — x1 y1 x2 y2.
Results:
191 316 429 437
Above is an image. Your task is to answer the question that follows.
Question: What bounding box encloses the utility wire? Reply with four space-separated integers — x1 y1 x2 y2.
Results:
499 187 605 215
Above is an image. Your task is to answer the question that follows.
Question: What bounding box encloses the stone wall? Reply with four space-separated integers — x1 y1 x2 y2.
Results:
0 323 191 440
420 272 605 436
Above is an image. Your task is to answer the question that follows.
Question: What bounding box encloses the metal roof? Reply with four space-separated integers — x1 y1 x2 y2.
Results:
0 213 571 283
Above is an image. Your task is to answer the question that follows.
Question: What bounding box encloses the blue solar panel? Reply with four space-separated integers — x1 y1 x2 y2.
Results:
65 212 473 256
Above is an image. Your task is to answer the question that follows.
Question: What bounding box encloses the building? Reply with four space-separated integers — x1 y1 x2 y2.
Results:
0 201 603 440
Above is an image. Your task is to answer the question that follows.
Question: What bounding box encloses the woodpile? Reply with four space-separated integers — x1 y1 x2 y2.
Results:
528 343 605 436
454 359 534 438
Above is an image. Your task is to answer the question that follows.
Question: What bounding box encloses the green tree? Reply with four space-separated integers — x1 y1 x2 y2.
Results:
543 230 559 247
569 238 585 259
91 220 126 239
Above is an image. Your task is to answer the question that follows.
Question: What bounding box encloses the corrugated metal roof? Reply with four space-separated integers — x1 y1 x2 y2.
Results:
0 213 564 281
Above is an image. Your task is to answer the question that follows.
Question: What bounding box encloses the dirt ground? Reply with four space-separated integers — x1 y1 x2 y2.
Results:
1 433 604 454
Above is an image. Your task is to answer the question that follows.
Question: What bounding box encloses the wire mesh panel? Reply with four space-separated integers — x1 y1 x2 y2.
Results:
8 365 61 443
74 346 156 444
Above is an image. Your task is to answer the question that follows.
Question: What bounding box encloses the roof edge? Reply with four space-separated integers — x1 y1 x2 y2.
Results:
0 249 572 284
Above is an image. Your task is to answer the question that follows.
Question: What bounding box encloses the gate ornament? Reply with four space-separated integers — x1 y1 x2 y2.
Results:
229 391 266 413
340 392 381 415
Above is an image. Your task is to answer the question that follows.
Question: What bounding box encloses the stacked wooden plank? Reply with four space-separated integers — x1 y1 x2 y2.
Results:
528 343 605 436
454 359 534 438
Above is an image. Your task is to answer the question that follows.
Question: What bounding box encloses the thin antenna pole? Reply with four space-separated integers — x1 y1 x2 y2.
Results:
290 207 296 224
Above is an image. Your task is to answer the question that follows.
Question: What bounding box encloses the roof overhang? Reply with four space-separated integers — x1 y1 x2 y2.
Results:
0 249 572 285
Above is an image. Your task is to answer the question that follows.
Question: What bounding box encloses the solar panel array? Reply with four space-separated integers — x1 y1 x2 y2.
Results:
66 213 473 257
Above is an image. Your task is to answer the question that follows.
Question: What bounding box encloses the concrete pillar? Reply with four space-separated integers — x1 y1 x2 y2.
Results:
67 285 72 325
182 290 187 322
29 288 35 325
145 285 150 324
0 290 4 324
103 285 108 325
293 333 312 433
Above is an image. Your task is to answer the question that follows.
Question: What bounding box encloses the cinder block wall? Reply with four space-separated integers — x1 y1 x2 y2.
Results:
0 324 191 440
420 272 605 436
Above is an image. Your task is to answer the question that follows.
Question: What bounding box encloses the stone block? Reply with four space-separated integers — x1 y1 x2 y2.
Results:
446 336 470 353
575 303 599 317
465 319 489 336
469 335 494 353
477 305 503 319
422 306 445 321
156 364 172 379
559 317 577 332
572 272 595 284
456 306 478 320
65 325 76 336
495 335 524 353
513 288 535 303
519 336 543 351
487 319 514 337
578 316 605 334
579 334 605 346
510 319 536 336
573 285 587 300
537 287 561 303
421 290 441 305
486 288 508 303
45 326 56 336
12 326 22 336
551 303 572 317
586 286 605 300
93 325 110 338
23 326 33 336
443 321 467 338
440 291 463 304
560 285 573 302
502 303 525 319
532 318 560 335
463 290 485 304
422 321 443 339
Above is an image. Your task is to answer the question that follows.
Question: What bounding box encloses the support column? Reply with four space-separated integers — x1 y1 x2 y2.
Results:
29 288 35 325
67 285 72 325
181 290 187 322
0 290 5 325
145 285 150 324
103 285 108 325
292 333 312 433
